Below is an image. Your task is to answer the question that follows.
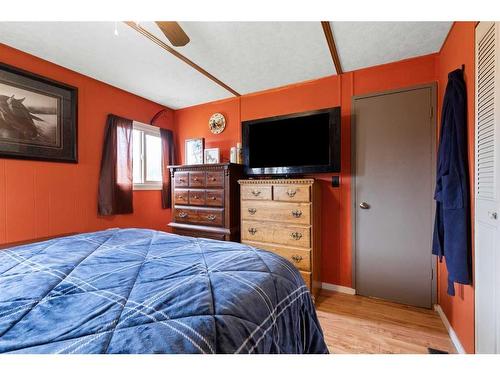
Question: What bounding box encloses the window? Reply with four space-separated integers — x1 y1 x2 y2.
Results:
132 121 162 190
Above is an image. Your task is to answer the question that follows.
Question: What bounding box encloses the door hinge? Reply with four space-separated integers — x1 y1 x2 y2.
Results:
430 106 434 119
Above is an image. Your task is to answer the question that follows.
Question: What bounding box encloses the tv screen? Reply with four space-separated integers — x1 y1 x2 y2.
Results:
242 107 340 175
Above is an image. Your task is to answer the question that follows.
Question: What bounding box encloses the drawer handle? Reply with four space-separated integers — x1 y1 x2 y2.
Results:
178 178 185 182
176 195 185 199
291 232 302 240
291 210 302 218
193 195 200 200
248 227 257 235
178 212 188 218
248 208 257 215
209 196 217 201
206 214 217 221
193 177 200 182
291 255 303 263
210 177 217 181
287 189 297 197
251 190 261 197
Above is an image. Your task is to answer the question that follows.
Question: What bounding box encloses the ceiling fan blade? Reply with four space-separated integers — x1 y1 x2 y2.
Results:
155 21 190 47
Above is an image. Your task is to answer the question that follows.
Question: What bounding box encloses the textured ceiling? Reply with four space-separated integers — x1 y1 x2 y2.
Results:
0 22 231 109
0 22 453 109
330 22 452 72
140 21 335 95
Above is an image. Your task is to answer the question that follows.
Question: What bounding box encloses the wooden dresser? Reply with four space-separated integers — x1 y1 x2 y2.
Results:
168 163 244 241
238 179 321 298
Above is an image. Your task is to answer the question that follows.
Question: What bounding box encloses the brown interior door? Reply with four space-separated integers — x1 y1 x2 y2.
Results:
353 86 435 308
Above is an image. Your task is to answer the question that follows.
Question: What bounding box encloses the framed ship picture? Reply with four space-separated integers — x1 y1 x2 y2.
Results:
0 62 78 163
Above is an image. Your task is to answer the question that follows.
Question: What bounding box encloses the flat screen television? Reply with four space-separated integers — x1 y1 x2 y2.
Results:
242 107 341 176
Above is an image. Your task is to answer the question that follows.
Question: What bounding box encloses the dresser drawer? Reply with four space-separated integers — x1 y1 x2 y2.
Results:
243 240 311 271
174 172 189 187
174 189 189 205
189 172 206 187
206 189 224 207
241 220 311 248
206 171 224 187
196 208 224 226
273 185 311 202
173 228 226 241
241 185 272 200
174 207 224 226
174 207 197 223
189 190 206 206
241 201 311 225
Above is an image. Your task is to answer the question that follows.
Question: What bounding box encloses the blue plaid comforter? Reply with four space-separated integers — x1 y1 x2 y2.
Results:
0 229 327 354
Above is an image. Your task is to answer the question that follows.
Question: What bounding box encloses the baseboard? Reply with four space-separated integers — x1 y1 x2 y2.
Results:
321 282 356 295
434 304 466 354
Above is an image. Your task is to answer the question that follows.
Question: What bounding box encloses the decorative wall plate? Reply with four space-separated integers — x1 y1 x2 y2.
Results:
209 113 226 134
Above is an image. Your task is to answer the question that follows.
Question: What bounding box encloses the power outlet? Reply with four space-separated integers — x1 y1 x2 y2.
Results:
332 176 340 188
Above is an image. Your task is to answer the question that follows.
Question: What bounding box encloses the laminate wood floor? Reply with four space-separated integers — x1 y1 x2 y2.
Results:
315 290 455 354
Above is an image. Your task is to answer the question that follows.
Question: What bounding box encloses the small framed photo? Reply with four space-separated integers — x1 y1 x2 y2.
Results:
204 148 220 164
185 138 204 165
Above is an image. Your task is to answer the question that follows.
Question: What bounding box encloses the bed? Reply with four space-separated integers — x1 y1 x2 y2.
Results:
0 228 328 354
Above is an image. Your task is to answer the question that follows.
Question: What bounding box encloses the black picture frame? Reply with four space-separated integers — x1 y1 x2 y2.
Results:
0 62 78 163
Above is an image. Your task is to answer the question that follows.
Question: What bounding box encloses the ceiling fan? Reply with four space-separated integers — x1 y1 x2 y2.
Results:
155 22 190 47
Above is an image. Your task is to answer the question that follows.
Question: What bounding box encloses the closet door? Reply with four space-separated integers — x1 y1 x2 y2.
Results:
475 21 500 354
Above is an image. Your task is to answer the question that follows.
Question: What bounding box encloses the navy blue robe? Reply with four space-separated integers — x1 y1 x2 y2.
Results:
432 68 472 296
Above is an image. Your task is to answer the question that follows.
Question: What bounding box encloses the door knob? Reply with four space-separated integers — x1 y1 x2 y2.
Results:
359 202 370 209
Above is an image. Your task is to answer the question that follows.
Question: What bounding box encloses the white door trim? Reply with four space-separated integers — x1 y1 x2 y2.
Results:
435 304 467 354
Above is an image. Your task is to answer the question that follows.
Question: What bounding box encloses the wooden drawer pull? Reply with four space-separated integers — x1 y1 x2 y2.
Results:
209 196 217 200
193 177 200 182
176 195 185 199
178 178 185 182
193 195 200 199
210 177 217 181
206 214 217 221
248 227 257 235
247 208 257 215
291 210 302 218
291 255 303 263
290 232 303 240
178 212 188 218
287 189 297 197
251 190 261 197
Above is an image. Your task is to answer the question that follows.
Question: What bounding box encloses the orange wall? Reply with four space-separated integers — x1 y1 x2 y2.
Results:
175 97 241 164
1 24 477 352
0 43 175 245
174 53 439 287
435 22 476 354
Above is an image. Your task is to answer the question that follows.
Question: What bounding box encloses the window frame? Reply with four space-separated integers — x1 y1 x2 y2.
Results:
132 121 163 191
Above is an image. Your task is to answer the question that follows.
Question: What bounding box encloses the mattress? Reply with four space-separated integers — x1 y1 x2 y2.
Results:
0 228 328 354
